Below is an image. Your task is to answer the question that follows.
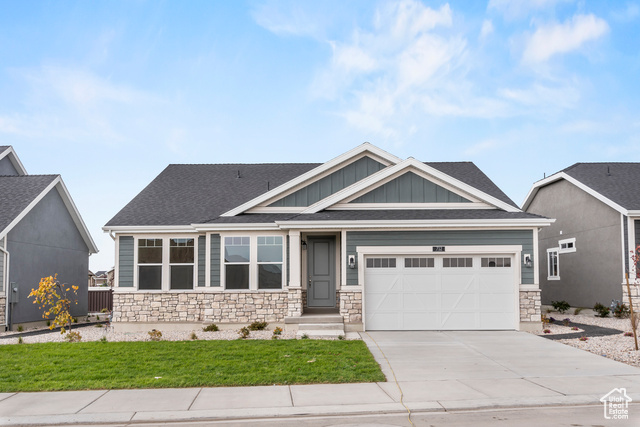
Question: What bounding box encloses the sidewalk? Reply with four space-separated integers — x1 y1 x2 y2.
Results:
2 331 640 425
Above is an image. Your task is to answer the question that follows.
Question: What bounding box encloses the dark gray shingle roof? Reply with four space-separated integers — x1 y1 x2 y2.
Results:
106 161 520 227
0 146 10 155
560 163 640 210
0 175 58 232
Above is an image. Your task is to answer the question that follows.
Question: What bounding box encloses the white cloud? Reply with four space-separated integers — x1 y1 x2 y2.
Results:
522 14 609 63
480 20 494 39
464 139 501 156
251 0 326 38
611 3 640 22
488 0 572 20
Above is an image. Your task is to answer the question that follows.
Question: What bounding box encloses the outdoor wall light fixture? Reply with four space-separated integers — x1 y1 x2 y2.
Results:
301 240 307 250
524 254 533 268
348 255 356 269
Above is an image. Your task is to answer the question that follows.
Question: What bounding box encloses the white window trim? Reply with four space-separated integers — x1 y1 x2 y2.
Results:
134 235 198 291
558 237 576 254
547 248 560 280
220 232 287 291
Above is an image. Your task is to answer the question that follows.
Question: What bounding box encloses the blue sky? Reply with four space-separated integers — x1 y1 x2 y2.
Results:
1 0 639 271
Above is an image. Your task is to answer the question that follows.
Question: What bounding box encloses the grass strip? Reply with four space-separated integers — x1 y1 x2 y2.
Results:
0 339 385 392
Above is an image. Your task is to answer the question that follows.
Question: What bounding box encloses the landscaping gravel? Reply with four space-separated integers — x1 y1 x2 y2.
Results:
530 313 640 368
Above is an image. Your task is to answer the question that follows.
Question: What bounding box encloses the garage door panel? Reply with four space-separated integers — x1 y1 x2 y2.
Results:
365 254 516 331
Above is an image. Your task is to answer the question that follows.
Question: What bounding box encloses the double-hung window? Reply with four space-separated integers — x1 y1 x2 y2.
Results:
257 236 283 289
223 236 285 290
547 249 559 280
225 237 250 289
170 238 194 289
138 238 162 290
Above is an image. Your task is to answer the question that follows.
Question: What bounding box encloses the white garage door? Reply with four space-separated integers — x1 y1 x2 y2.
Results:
364 255 517 330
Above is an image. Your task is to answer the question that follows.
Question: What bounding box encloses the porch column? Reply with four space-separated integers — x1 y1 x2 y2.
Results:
288 230 301 288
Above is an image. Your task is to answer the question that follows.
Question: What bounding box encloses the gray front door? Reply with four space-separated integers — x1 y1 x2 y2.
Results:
307 236 336 307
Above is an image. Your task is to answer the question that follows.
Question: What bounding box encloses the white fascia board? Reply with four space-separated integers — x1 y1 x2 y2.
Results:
55 179 99 254
521 172 628 214
276 218 554 230
192 223 280 231
0 177 98 254
302 158 520 214
626 211 640 217
328 202 495 210
220 143 402 217
0 146 27 175
102 225 196 234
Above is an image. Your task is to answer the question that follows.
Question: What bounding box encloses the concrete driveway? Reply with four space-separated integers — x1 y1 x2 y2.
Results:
361 331 640 411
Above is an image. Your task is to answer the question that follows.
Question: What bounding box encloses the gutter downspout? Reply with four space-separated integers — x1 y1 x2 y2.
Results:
0 244 10 331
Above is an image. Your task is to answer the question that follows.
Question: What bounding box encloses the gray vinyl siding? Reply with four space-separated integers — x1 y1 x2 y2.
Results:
0 238 4 292
351 172 471 204
269 156 385 207
197 236 206 287
118 236 134 287
210 234 221 286
0 156 19 176
346 230 533 285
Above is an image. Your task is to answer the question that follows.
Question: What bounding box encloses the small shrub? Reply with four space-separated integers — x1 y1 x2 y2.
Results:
190 332 198 340
613 302 630 319
148 329 162 341
300 333 309 339
96 316 101 321
202 324 219 332
101 308 108 313
593 303 610 318
65 331 82 342
338 335 345 340
95 323 103 328
551 300 570 313
17 337 23 344
624 332 634 337
574 307 584 315
271 335 279 340
72 317 78 324
273 327 283 336
541 314 550 326
249 321 268 331
46 320 51 327
17 325 23 332
562 318 571 327
543 329 551 334
238 327 250 339
579 336 588 341
99 336 108 343
571 326 579 331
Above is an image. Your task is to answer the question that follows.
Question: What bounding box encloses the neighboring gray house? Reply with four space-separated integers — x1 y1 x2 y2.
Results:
522 163 640 310
104 143 552 334
0 146 98 330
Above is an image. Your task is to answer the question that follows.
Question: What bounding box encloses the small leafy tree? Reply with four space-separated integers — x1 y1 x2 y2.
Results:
28 274 79 333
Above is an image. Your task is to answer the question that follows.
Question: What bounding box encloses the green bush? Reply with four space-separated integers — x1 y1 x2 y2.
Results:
613 302 630 318
202 324 219 332
551 300 570 313
65 331 82 342
593 303 610 318
248 321 268 331
238 327 250 339
148 329 162 341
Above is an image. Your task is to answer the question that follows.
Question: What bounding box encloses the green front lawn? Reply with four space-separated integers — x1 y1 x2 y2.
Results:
0 339 385 392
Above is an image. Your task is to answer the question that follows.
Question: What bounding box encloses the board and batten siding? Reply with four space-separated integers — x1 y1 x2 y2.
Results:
269 156 385 207
118 236 134 287
351 171 471 204
210 234 221 286
197 236 206 287
346 230 534 285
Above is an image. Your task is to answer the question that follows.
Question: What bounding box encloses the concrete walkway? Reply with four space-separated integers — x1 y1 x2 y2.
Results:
1 331 639 425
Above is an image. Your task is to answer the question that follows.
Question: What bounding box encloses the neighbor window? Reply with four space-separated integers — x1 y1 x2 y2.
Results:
224 236 250 289
481 257 511 268
404 257 434 268
257 236 283 289
547 249 559 279
558 238 576 254
170 238 194 289
138 238 162 290
443 257 473 268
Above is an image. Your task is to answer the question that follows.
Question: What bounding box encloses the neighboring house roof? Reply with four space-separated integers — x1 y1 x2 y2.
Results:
105 160 520 227
0 170 98 254
522 162 640 214
0 145 28 175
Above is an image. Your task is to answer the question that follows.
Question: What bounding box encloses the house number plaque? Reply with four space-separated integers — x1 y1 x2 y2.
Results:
433 246 445 252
